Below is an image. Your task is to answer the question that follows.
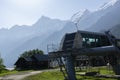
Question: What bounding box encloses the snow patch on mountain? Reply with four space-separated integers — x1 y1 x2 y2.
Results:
87 0 120 32
100 0 118 10
71 9 90 23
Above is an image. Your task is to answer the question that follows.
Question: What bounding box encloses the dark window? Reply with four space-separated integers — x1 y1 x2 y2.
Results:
62 33 76 50
81 33 111 48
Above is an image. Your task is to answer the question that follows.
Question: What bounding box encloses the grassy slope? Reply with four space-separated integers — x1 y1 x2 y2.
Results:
23 71 64 80
0 70 18 76
22 67 117 80
0 70 33 77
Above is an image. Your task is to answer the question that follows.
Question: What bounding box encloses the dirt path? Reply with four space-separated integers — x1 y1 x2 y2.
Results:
0 71 42 80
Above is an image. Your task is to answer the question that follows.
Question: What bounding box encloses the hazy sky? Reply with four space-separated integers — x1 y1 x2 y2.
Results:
0 0 110 28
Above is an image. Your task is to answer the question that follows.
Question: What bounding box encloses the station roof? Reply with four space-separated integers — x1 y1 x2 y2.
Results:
32 54 49 61
65 30 106 36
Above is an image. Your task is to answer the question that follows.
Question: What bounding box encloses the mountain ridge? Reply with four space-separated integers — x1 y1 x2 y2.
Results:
0 16 67 67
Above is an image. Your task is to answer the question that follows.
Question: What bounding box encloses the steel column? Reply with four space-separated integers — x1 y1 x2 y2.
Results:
65 56 76 80
108 55 120 75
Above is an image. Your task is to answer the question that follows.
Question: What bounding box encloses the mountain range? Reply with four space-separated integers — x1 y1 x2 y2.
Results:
0 16 67 67
0 0 120 67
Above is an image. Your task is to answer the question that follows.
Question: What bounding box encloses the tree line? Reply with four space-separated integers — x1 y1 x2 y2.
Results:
20 49 44 58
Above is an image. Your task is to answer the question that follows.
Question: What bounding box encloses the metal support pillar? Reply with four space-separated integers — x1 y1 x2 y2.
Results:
65 56 76 80
112 64 120 75
109 55 120 75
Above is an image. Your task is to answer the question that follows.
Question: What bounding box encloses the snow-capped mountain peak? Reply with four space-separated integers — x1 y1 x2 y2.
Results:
99 0 118 10
71 9 90 23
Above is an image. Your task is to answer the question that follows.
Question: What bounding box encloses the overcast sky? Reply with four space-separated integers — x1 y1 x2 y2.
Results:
0 0 110 28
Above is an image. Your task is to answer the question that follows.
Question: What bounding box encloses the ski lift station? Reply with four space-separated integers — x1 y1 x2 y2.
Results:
49 30 120 80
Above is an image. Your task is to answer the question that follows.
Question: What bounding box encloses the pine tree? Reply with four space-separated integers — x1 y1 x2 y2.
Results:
20 49 44 58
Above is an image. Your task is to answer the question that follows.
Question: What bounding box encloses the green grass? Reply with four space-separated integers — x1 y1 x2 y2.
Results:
0 70 18 76
22 67 117 80
22 71 64 80
99 66 114 75
76 76 117 80
76 66 114 75
0 69 33 76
